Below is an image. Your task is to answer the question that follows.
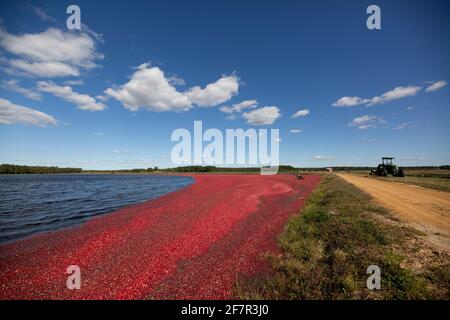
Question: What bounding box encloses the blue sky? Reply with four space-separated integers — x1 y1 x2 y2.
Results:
0 0 449 169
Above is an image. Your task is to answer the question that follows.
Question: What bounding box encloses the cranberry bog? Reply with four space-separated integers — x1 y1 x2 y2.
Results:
0 174 320 299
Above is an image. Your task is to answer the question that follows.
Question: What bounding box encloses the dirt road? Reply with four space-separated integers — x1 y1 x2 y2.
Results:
337 174 450 252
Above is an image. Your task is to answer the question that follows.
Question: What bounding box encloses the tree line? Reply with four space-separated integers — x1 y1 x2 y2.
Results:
1 163 449 174
0 164 82 174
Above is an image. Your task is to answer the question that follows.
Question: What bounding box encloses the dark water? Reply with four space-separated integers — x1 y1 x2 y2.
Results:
0 174 193 244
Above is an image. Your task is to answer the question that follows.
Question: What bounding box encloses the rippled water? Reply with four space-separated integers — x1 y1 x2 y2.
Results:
0 174 193 244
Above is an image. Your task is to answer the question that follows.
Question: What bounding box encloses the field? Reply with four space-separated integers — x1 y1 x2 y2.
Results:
345 169 450 193
0 174 320 299
1 171 448 300
338 173 450 252
238 174 449 299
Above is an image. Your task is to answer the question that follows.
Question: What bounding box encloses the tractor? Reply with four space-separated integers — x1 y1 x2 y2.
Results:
370 157 405 177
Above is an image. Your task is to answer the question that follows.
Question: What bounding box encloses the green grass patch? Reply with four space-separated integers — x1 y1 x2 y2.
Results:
237 174 446 300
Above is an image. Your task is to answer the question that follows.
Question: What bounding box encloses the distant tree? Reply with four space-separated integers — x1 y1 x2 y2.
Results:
0 164 82 174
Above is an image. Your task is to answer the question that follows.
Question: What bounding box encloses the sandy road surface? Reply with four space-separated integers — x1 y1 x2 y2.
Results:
337 174 450 251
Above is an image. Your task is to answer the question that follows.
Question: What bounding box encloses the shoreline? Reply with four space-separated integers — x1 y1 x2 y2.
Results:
0 174 320 299
0 174 195 245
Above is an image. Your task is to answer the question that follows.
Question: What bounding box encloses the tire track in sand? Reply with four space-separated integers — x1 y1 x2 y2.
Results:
337 174 450 252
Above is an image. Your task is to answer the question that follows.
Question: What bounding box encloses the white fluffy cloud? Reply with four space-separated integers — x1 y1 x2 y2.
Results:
242 106 280 125
37 81 106 111
105 63 239 112
368 86 421 105
185 75 239 107
105 64 191 112
0 97 57 126
425 80 447 92
333 85 422 107
1 80 42 100
332 96 368 107
348 114 385 129
8 59 80 77
0 28 102 77
219 100 257 114
291 109 310 118
219 106 234 114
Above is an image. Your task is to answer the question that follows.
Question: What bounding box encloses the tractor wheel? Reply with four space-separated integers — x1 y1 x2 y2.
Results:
381 167 388 176
398 168 405 177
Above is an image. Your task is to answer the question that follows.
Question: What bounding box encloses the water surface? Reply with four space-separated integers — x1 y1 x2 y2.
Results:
0 174 193 244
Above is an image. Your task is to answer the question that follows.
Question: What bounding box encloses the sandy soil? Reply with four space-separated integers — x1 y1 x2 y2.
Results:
0 174 320 300
337 174 450 252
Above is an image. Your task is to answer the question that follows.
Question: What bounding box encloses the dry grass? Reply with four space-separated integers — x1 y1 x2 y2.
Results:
348 169 450 193
236 174 449 300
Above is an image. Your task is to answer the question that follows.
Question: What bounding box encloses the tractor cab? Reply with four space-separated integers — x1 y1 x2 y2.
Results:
370 157 405 177
382 157 394 166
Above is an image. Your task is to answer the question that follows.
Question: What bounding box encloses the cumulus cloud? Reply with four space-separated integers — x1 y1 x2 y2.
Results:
332 96 368 107
333 85 422 107
219 100 257 114
290 129 302 133
425 80 447 92
185 75 239 107
291 109 310 118
105 63 239 112
1 79 42 100
37 81 106 111
0 97 57 126
219 106 234 114
242 106 280 125
105 63 191 112
8 59 80 77
167 75 186 86
0 27 103 77
368 86 421 105
348 114 386 129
